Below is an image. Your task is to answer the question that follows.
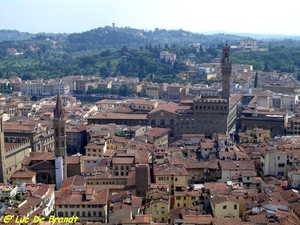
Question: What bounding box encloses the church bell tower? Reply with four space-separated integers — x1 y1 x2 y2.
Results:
221 42 232 100
53 91 67 188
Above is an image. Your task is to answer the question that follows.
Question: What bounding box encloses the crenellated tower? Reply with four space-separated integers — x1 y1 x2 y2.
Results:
53 91 67 188
221 42 232 100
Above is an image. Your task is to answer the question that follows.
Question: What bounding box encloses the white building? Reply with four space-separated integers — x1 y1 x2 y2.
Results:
260 150 287 178
20 80 69 96
288 169 300 189
240 38 258 51
281 94 298 112
160 51 176 62
20 80 44 95
218 160 257 182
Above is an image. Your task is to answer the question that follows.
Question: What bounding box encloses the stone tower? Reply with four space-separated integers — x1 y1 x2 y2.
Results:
53 91 67 188
135 164 149 197
221 42 232 100
0 110 7 183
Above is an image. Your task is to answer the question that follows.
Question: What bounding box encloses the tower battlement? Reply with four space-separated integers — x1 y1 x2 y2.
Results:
5 139 31 153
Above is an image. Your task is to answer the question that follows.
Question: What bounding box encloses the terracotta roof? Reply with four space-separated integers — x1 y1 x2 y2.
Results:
183 215 212 224
89 112 148 120
59 175 86 191
212 217 243 225
4 122 34 131
67 155 82 164
146 127 170 138
185 161 219 169
84 142 105 149
122 214 152 224
218 160 256 171
11 167 36 178
112 157 134 165
148 101 178 114
55 188 108 205
154 163 188 176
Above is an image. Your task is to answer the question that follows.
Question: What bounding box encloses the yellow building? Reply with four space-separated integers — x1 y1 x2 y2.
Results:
153 164 188 193
211 196 240 218
173 188 204 211
145 84 160 99
84 141 107 157
112 157 134 176
106 136 129 150
145 198 169 223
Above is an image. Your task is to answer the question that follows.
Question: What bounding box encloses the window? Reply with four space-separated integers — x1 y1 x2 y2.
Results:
176 196 181 200
151 119 156 126
175 178 178 181
170 119 174 125
223 205 227 210
234 204 237 210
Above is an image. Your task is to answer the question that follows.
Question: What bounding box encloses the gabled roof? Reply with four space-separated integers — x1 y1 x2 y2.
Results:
11 168 36 178
148 101 178 115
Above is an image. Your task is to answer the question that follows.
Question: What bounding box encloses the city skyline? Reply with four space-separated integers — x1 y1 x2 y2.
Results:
1 0 300 35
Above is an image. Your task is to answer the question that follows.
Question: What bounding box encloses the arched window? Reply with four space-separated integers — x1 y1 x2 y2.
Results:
151 119 156 126
170 119 174 126
160 119 165 126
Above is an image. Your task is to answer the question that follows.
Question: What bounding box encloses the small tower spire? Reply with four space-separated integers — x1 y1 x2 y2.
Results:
54 91 65 119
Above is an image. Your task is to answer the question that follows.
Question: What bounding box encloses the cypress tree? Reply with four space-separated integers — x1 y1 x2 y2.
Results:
254 72 258 88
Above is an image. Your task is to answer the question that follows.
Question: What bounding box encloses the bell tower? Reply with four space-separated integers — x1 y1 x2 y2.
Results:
53 91 67 188
221 42 232 100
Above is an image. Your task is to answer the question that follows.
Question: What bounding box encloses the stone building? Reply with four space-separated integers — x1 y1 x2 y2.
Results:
172 43 241 138
0 110 32 183
4 121 54 153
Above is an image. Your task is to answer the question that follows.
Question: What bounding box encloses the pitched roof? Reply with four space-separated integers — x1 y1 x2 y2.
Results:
148 101 178 114
10 168 36 178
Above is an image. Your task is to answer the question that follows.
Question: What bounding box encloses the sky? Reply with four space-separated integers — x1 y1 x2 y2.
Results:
1 0 299 35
